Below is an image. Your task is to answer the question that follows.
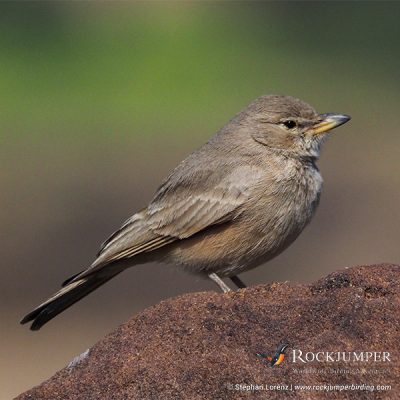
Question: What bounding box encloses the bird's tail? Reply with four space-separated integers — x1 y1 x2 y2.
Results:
20 269 122 331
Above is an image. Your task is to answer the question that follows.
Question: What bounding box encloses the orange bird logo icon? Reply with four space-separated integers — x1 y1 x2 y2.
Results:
257 342 289 366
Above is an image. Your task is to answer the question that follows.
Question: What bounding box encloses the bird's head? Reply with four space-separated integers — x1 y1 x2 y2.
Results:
243 95 351 160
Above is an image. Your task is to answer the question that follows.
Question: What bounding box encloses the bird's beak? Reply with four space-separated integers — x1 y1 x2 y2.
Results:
311 113 351 135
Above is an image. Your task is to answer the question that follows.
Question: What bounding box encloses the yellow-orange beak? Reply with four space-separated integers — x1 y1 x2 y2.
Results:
311 113 351 135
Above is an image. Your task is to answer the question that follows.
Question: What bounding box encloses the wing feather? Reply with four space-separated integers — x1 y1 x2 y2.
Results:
74 164 264 281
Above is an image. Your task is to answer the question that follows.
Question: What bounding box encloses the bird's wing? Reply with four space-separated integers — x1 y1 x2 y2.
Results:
73 163 263 281
146 185 246 239
90 210 176 268
146 171 247 239
147 161 267 239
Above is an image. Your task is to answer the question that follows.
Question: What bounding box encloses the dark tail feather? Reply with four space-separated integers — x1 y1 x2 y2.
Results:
20 270 122 331
61 270 84 287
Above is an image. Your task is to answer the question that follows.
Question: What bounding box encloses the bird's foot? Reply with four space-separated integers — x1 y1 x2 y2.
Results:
208 273 231 293
230 275 247 289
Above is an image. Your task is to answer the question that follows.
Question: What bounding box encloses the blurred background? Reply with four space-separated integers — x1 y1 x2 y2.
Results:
1 1 399 398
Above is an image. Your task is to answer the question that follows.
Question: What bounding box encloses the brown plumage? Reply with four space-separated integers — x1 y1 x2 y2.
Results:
21 95 351 330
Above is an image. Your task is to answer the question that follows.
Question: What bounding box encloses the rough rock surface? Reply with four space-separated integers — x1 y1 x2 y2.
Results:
17 264 400 399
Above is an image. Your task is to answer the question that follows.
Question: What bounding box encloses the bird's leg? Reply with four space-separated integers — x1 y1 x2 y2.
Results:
208 273 231 293
230 275 247 289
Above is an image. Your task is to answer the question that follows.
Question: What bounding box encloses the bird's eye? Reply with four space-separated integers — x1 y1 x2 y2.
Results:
282 120 297 129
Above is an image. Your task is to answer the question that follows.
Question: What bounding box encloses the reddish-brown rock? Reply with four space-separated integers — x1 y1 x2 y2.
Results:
17 264 400 399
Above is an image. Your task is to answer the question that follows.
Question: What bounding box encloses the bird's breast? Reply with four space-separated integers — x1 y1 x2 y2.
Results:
238 161 323 261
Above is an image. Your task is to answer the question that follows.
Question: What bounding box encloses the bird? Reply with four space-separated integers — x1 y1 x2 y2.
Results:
257 342 289 366
21 95 351 330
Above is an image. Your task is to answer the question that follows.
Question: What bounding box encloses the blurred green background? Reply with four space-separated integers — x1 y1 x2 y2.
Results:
2 2 400 398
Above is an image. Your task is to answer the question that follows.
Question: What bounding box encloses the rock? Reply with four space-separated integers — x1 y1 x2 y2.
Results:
16 264 400 399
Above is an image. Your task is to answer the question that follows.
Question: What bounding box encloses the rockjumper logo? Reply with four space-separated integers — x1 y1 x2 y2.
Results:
257 342 289 366
292 350 391 363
